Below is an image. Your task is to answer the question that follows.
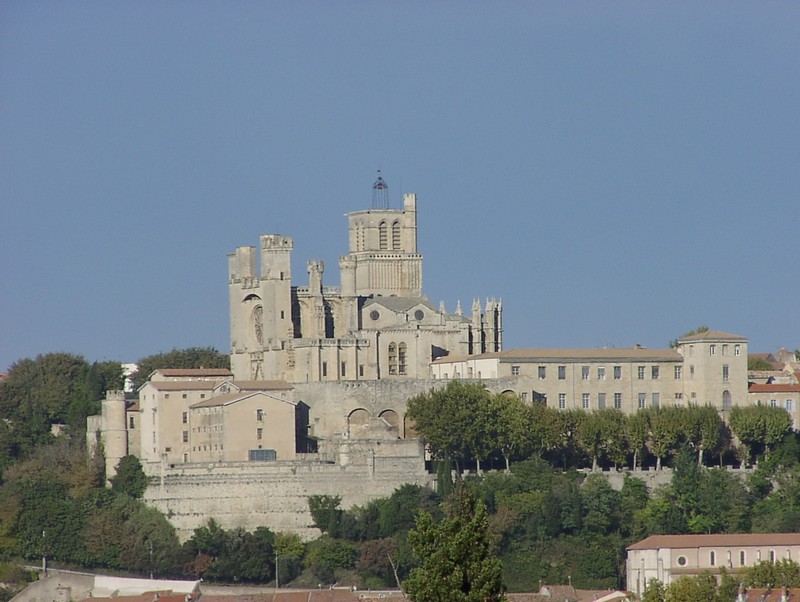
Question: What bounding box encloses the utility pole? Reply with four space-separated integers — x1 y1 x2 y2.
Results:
42 530 47 575
148 540 154 580
275 549 279 590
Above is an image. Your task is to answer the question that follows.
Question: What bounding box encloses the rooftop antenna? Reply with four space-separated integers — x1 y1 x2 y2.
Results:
372 170 389 209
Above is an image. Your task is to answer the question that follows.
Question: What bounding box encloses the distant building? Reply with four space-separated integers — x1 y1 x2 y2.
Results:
626 533 800 596
431 330 748 413
227 178 502 384
749 383 800 427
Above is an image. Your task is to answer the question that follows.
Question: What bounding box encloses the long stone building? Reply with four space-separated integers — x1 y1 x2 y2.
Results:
430 330 749 413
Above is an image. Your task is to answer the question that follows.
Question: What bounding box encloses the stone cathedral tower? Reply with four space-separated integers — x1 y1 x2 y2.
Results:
228 177 502 383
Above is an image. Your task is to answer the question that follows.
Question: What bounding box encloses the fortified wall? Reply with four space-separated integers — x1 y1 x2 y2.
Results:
142 437 432 542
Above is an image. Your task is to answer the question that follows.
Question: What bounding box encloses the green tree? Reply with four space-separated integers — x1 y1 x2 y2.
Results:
665 573 718 601
744 559 800 588
305 535 357 584
110 455 148 499
406 381 492 473
627 411 649 470
491 395 533 472
131 347 230 391
648 408 683 470
748 357 775 371
641 578 666 602
730 405 793 464
404 485 505 602
307 495 342 536
669 325 709 349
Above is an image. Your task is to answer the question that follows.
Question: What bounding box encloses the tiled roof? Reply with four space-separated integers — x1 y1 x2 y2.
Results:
628 533 800 550
739 588 800 602
191 390 297 409
144 382 219 391
432 348 681 363
678 330 747 342
749 383 800 393
153 369 233 377
363 296 437 313
497 348 681 362
217 380 294 391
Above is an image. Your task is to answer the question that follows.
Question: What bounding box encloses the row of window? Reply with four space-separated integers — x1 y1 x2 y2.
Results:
354 221 403 252
165 393 207 400
510 363 736 382
320 361 366 378
191 444 223 452
755 398 796 411
678 548 778 568
554 392 692 410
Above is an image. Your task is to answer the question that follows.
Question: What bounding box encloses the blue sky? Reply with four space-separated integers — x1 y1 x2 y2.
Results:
1 3 798 372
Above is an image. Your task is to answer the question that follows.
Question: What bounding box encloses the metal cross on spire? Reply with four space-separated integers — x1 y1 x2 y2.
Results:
372 170 389 209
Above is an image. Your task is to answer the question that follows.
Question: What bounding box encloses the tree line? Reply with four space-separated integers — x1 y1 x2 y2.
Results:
407 381 793 473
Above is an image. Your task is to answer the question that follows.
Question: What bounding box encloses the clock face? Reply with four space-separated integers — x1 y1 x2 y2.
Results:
252 306 264 345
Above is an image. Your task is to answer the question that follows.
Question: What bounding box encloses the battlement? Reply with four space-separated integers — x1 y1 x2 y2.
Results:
260 234 294 250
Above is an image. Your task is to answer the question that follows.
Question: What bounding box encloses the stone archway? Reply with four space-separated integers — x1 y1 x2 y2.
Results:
347 408 371 438
379 409 401 436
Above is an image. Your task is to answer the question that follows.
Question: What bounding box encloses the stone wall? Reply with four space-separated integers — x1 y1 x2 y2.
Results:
143 438 433 542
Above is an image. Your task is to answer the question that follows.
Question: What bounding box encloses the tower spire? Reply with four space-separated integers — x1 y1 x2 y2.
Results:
372 170 389 209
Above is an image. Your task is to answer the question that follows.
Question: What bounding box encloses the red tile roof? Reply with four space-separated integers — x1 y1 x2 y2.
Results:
749 383 800 393
154 369 233 377
628 533 800 550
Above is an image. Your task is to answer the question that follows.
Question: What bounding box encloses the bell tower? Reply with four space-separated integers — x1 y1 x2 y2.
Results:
340 174 423 297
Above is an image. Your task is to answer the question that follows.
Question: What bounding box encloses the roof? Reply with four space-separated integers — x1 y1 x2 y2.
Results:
738 588 800 601
152 368 233 377
628 533 800 550
363 295 437 313
749 383 800 393
191 390 297 409
216 380 294 391
432 347 682 364
143 381 219 391
678 329 747 343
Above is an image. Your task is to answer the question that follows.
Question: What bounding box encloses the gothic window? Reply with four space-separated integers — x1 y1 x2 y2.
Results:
388 342 398 375
392 221 401 250
398 343 407 375
379 221 388 250
252 305 264 345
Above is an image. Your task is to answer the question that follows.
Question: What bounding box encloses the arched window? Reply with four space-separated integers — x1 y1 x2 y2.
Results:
379 222 388 250
388 342 397 375
398 343 407 375
392 221 401 250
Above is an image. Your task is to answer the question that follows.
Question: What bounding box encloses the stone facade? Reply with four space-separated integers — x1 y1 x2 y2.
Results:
143 438 431 542
627 533 800 596
228 191 502 383
431 330 749 414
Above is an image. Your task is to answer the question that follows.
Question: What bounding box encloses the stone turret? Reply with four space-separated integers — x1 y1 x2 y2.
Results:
101 390 127 485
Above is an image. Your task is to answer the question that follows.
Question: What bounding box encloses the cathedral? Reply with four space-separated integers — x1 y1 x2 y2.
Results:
227 176 503 383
